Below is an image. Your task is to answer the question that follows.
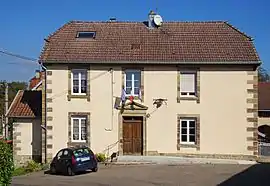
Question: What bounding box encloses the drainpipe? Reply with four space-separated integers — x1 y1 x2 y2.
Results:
105 68 114 131
40 62 47 164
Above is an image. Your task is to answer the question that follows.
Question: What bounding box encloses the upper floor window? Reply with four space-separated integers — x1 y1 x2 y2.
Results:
180 72 196 97
71 116 87 142
180 118 196 144
124 69 141 96
71 69 87 95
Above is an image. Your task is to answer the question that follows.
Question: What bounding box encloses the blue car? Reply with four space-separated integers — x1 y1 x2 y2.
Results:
50 146 98 176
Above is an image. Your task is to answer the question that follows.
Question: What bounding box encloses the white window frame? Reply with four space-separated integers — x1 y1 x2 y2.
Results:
180 118 196 145
71 69 87 95
180 72 196 97
71 116 87 143
124 69 141 96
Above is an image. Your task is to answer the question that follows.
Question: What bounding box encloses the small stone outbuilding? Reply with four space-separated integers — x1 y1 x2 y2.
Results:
6 90 42 165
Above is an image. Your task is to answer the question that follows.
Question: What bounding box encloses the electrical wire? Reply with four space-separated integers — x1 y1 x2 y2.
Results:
0 49 116 106
0 49 38 62
50 70 110 100
6 61 38 66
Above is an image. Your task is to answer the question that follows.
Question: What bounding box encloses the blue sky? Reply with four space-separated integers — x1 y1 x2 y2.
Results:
0 0 269 82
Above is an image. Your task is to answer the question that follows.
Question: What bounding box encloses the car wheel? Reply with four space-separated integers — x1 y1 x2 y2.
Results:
50 165 56 174
92 167 98 172
67 166 75 176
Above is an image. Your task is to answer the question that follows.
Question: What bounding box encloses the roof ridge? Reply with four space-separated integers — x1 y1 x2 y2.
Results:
70 20 226 24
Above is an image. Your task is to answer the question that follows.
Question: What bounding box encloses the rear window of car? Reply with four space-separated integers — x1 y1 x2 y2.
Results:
73 148 90 157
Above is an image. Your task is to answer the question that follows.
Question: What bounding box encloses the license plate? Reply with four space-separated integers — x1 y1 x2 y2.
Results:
80 157 90 161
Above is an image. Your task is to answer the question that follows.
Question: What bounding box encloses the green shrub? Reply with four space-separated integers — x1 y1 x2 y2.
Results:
41 164 49 170
12 167 26 176
0 140 14 186
95 153 107 162
13 162 47 177
24 160 42 172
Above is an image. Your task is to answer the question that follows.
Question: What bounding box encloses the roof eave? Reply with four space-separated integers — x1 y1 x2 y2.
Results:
8 115 40 119
42 60 262 65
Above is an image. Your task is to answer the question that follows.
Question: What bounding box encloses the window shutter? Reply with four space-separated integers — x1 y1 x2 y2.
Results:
180 73 195 92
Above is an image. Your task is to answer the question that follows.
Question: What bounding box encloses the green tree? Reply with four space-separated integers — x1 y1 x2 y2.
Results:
0 81 28 116
258 66 270 82
0 140 14 186
0 81 27 135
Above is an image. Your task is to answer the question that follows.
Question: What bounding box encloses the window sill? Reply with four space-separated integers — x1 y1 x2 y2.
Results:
67 94 89 101
72 140 87 143
178 96 198 101
178 143 199 149
67 141 88 147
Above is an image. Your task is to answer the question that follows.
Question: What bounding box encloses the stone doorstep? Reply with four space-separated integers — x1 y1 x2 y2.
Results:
112 161 257 165
257 157 270 163
112 162 157 166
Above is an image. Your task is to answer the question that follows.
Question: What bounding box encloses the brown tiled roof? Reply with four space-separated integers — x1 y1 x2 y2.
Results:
6 90 42 118
259 82 270 110
39 21 260 64
29 72 43 89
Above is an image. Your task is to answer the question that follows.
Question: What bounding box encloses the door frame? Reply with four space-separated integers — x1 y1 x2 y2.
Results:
118 111 147 156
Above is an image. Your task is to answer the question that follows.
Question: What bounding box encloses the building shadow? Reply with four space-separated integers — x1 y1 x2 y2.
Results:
44 169 93 176
218 163 270 186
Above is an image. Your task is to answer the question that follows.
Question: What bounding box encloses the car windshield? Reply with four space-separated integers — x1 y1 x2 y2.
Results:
73 148 90 157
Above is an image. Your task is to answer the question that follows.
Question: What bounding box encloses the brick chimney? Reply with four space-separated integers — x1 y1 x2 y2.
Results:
148 10 156 29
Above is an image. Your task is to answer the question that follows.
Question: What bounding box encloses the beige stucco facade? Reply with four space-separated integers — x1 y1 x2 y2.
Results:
13 119 42 166
45 64 258 160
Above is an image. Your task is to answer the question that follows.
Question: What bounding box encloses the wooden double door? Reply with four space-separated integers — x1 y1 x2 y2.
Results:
123 116 143 155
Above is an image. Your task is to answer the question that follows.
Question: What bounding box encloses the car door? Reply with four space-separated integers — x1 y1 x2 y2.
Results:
55 150 64 172
59 149 70 172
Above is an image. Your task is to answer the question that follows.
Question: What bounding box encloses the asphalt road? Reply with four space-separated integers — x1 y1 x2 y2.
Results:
12 163 270 186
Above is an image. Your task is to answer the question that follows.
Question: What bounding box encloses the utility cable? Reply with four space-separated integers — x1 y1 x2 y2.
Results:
0 49 38 62
50 70 110 100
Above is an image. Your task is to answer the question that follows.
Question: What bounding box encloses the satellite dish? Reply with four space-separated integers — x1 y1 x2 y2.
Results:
153 14 163 26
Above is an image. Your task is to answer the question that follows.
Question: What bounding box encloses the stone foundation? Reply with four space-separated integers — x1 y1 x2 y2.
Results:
146 151 256 161
13 155 33 166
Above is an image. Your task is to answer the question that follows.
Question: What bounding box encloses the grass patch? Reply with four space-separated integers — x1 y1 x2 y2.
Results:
12 167 27 176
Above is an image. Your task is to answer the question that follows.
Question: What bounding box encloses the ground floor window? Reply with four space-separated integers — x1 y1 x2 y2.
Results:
71 117 87 142
180 118 196 144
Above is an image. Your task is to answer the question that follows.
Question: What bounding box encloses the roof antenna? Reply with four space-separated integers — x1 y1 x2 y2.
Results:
155 0 159 13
